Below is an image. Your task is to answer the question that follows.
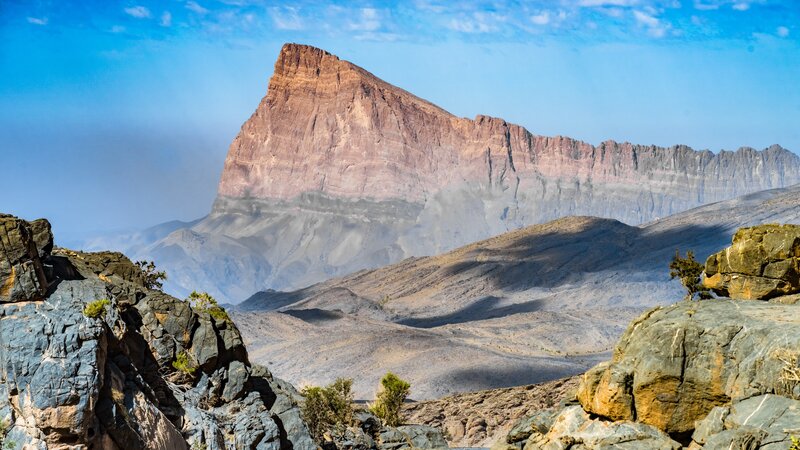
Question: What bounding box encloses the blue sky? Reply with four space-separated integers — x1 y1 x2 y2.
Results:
1 0 798 243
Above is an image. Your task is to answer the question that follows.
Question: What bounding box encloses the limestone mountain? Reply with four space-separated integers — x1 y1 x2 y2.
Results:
113 43 800 302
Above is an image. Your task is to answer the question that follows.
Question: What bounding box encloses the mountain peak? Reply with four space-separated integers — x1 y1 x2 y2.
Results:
273 43 337 78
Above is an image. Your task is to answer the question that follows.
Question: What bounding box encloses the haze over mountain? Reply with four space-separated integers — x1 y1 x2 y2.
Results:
96 43 800 303
234 183 800 400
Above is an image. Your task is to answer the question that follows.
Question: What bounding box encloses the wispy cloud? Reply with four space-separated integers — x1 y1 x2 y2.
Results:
110 25 126 33
579 0 639 6
186 1 209 15
124 6 151 19
777 26 790 37
447 11 505 34
348 8 382 32
271 6 304 30
27 16 48 26
633 10 671 37
160 11 172 27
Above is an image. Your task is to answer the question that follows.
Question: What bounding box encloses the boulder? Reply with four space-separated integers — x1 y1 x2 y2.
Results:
703 224 800 300
519 406 681 450
576 299 800 434
690 394 800 449
0 215 48 302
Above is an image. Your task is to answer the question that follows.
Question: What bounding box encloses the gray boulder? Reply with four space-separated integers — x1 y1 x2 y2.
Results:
691 394 800 449
0 215 48 303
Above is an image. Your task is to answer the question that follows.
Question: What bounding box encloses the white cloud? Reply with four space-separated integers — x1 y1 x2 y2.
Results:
26 16 48 25
732 2 750 10
186 1 209 15
348 8 381 32
124 6 151 19
777 26 789 37
531 11 550 25
633 10 659 27
160 11 172 27
579 0 639 6
271 6 304 30
693 1 720 10
633 10 671 37
110 25 126 33
447 11 503 33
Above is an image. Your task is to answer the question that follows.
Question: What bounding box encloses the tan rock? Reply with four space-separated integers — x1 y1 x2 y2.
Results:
703 224 800 299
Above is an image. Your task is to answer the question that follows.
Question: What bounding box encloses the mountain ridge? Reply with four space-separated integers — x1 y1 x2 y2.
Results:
95 43 800 302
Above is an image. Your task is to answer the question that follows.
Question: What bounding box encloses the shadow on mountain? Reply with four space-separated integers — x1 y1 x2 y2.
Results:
283 308 344 324
444 363 585 393
441 219 731 294
397 295 548 328
237 288 315 312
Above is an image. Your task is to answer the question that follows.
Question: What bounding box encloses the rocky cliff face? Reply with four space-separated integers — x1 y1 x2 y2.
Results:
0 214 315 450
125 43 800 302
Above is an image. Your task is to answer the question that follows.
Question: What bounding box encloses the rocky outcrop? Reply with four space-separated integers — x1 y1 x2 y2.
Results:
118 43 800 302
576 300 800 435
0 214 314 449
703 224 800 300
492 225 800 449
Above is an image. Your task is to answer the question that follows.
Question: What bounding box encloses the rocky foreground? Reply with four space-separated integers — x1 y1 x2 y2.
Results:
492 224 800 449
0 214 448 450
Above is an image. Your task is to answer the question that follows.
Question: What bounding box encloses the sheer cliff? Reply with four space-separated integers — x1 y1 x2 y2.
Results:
134 43 800 302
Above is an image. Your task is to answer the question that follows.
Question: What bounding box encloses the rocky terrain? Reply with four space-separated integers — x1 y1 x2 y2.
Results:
403 377 580 448
88 43 800 303
233 184 800 400
0 214 316 449
492 223 800 449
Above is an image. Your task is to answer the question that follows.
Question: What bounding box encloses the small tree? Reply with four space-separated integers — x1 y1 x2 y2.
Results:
135 260 167 290
187 291 230 322
669 250 711 301
369 372 410 427
301 378 355 442
172 350 197 375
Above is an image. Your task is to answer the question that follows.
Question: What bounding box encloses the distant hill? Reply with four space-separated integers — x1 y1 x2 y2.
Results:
233 184 800 399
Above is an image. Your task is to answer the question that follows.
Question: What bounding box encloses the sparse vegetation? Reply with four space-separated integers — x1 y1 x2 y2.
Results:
188 291 230 322
191 441 208 450
300 378 355 442
172 350 197 375
135 260 167 290
0 419 15 450
83 299 111 319
369 372 410 427
669 250 712 301
790 436 800 450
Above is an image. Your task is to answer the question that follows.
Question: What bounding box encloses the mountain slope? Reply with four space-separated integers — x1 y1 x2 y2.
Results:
232 184 800 399
128 43 800 302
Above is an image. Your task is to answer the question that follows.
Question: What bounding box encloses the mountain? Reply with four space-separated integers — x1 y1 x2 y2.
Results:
232 184 800 400
122 43 800 302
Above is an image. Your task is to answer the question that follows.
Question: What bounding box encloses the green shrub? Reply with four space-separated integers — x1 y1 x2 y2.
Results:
135 260 167 290
791 436 800 450
669 250 712 301
83 299 111 319
172 350 197 375
301 378 355 442
369 372 410 427
188 291 230 322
